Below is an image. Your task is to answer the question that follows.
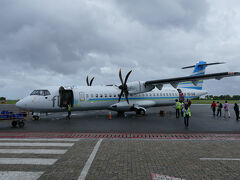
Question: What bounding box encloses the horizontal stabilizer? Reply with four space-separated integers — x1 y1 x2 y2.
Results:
182 62 225 69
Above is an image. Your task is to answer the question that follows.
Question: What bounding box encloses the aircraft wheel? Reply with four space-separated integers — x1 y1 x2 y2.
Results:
136 109 146 116
33 116 40 120
18 121 25 128
12 121 17 128
117 112 125 117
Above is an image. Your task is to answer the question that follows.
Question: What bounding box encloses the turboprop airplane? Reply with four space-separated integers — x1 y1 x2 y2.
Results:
16 61 240 120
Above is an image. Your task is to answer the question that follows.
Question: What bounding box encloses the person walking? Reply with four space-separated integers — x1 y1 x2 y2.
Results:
217 102 223 117
175 99 181 118
234 103 239 121
181 101 185 117
211 101 217 117
183 104 191 127
67 104 72 120
187 99 192 107
224 101 230 118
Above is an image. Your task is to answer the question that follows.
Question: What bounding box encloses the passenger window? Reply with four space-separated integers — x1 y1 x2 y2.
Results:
105 94 107 98
163 93 165 96
114 94 116 97
146 94 148 97
109 94 112 97
96 94 98 98
100 94 103 98
86 94 89 98
91 94 94 98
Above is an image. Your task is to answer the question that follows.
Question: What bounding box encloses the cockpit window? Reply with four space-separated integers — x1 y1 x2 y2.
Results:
30 90 51 96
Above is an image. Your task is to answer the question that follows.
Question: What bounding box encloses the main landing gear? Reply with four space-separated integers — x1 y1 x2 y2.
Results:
136 108 146 116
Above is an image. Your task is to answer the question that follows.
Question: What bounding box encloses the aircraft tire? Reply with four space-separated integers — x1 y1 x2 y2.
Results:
18 121 24 128
12 121 17 128
137 109 146 116
33 116 40 120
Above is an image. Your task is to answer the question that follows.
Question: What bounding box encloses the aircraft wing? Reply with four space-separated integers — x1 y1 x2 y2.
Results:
145 72 240 88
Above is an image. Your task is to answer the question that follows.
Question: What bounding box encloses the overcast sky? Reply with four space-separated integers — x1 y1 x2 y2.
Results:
1 0 240 99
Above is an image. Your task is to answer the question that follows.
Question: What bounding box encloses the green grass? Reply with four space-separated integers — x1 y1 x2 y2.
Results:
0 100 19 104
191 100 240 104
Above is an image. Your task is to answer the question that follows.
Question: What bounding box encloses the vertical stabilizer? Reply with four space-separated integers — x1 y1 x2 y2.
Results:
178 61 207 90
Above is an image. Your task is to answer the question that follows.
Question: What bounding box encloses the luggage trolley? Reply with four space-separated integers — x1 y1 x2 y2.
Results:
0 111 27 128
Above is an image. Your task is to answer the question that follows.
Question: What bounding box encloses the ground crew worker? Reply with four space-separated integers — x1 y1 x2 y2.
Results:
175 99 181 118
181 101 184 117
67 104 71 119
183 104 191 127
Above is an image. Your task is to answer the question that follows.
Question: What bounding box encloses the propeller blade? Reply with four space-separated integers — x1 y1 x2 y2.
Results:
86 76 90 86
119 69 124 85
90 77 95 86
118 69 132 104
118 90 124 102
124 70 132 85
124 91 129 104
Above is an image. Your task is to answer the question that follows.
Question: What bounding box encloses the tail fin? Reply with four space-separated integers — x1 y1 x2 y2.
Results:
178 61 224 90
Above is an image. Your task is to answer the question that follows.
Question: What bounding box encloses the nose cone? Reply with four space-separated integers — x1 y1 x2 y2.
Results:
16 99 26 109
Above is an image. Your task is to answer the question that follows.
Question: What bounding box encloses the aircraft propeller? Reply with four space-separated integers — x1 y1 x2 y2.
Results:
86 76 95 86
118 69 132 104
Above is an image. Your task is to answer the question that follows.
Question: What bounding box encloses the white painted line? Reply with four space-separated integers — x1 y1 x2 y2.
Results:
0 171 44 180
0 138 79 142
200 158 240 161
0 142 74 147
0 149 67 154
78 139 103 180
0 158 57 165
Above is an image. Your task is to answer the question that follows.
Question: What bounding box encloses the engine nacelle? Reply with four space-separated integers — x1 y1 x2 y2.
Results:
126 81 155 94
109 102 132 112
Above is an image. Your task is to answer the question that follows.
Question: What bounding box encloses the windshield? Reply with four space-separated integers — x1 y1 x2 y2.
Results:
30 90 51 96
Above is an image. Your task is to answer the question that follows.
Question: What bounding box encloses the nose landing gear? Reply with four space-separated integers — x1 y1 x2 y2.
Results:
32 115 40 120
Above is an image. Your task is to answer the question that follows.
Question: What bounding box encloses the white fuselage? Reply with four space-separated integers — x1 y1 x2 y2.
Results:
16 85 207 113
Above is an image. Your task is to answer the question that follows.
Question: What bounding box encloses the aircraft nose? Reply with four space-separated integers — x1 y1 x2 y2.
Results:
16 99 26 109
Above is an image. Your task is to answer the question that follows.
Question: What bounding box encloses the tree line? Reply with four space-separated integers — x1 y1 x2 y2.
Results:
194 95 240 100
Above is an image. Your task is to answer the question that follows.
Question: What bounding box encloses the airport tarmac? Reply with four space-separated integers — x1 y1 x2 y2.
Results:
0 104 240 179
0 104 240 133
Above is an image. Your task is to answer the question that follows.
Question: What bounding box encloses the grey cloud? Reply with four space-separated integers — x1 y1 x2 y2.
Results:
0 0 240 99
0 0 125 74
115 0 209 29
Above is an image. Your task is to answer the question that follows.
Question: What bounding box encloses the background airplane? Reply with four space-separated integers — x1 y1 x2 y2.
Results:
16 61 240 120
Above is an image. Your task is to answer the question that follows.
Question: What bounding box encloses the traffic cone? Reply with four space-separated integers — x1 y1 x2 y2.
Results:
108 112 112 120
